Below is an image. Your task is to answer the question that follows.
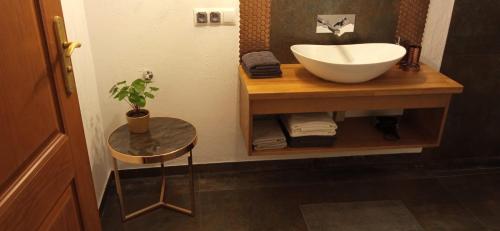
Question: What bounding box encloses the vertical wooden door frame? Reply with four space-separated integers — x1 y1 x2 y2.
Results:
37 0 102 229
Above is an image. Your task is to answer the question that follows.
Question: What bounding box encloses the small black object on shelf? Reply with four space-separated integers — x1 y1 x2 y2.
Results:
373 116 401 141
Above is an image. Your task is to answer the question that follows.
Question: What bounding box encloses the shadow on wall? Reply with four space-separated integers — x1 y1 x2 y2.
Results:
82 111 111 203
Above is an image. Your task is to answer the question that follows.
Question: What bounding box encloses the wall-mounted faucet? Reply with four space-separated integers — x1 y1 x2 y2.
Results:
316 14 355 36
333 17 348 28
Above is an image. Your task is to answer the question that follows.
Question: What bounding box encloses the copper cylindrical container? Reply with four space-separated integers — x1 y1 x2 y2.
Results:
406 45 421 71
400 43 421 72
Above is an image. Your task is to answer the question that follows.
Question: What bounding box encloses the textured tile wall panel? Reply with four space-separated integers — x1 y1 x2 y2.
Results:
239 0 271 58
396 0 430 45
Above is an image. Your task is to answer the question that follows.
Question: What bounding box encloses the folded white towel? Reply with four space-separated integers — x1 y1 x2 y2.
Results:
281 113 337 137
281 112 337 130
252 119 286 149
289 130 336 138
291 125 336 133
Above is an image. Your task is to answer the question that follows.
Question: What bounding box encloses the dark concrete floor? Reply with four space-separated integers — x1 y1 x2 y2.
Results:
100 165 500 231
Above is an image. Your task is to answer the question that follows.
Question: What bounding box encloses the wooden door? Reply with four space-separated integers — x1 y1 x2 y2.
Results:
0 0 101 230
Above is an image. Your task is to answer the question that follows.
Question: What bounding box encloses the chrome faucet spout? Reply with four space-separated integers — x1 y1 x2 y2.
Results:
333 17 348 28
316 15 354 36
317 17 341 34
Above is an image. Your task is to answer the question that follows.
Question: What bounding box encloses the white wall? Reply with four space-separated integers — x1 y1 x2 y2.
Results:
83 0 245 169
60 0 110 206
421 0 456 70
74 0 456 204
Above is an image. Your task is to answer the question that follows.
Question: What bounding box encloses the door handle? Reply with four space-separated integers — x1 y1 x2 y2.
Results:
54 16 81 95
63 41 81 57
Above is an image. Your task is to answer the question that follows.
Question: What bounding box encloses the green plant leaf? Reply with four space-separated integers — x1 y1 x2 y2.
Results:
129 87 137 94
128 94 136 103
128 94 138 105
129 94 146 107
137 96 146 107
114 86 129 99
131 79 146 93
144 92 155 99
110 79 156 108
116 90 129 100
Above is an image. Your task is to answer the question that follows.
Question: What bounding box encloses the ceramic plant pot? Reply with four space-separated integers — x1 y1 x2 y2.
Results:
126 109 150 133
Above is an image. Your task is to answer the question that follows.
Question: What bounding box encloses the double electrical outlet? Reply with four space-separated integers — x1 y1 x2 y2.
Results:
193 8 236 25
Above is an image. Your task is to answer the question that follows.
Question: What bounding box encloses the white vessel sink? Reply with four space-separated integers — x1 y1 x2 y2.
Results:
291 43 407 83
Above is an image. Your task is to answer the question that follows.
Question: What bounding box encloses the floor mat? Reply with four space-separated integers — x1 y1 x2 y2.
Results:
300 200 424 231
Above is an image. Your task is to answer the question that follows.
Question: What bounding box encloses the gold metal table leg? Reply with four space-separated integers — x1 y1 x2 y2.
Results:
112 158 127 221
112 152 196 222
162 150 195 216
189 150 195 215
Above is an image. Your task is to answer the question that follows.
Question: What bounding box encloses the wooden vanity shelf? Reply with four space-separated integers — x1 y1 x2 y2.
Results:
239 64 463 156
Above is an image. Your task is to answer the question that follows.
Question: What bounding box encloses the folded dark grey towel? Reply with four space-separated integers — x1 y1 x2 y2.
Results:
242 51 281 70
241 51 282 78
286 135 336 148
243 63 282 78
246 68 282 75
283 130 335 147
253 66 282 71
250 73 283 78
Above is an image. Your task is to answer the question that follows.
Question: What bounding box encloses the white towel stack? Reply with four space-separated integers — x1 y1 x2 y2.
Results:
281 112 337 137
252 119 287 150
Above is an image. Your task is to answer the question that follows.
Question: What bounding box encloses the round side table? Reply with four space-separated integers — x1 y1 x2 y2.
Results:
107 117 197 221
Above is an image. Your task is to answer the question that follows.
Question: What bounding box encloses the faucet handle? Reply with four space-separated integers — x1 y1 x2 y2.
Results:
395 36 401 45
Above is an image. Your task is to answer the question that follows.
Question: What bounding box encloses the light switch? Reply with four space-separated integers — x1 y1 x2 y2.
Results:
222 9 236 24
194 8 236 26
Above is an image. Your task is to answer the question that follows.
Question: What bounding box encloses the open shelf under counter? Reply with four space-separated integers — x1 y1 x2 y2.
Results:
252 110 440 156
239 64 463 156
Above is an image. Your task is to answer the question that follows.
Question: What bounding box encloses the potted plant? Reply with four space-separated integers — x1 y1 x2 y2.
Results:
109 78 159 133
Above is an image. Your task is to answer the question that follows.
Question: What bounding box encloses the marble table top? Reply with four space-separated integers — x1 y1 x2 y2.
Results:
108 117 197 164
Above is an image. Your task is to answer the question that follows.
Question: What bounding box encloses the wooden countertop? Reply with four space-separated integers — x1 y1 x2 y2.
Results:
239 64 463 100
